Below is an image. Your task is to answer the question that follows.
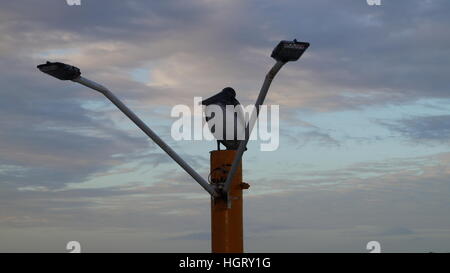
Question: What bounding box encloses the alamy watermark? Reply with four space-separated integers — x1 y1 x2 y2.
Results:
171 97 279 151
366 241 381 253
66 241 81 253
66 0 81 6
64 240 381 253
67 0 381 7
367 0 381 6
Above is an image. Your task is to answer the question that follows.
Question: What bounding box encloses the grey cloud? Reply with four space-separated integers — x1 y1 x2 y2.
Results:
1 0 212 41
281 127 341 148
0 58 158 189
1 151 450 252
167 231 210 241
4 0 449 112
378 227 414 236
259 0 450 110
379 115 450 144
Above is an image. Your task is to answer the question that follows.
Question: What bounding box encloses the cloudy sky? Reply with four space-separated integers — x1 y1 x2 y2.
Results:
1 0 450 252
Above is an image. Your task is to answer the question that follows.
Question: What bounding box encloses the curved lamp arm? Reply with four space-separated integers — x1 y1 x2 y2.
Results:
221 61 285 194
72 76 219 197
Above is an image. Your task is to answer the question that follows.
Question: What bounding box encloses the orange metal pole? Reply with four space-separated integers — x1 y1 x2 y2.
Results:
210 150 248 253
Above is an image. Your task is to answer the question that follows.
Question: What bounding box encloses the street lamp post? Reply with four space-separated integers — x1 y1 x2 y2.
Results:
36 39 309 253
202 40 309 252
221 40 310 196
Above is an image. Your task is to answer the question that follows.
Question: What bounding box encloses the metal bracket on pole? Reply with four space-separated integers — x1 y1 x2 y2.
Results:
72 76 219 198
221 61 286 195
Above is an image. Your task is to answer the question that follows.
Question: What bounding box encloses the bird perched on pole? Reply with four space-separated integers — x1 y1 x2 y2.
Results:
202 87 247 150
